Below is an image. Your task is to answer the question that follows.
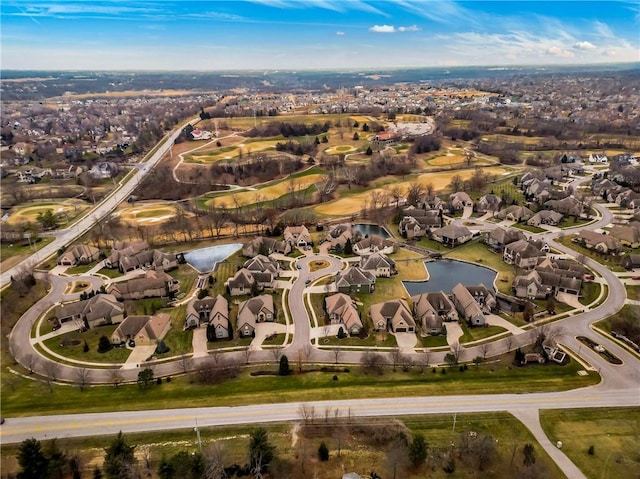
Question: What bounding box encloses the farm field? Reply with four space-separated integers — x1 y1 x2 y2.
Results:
314 166 510 216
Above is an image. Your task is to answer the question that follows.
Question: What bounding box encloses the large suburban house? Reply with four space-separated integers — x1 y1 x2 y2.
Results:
412 292 459 323
485 227 525 253
106 270 179 301
450 191 473 211
335 266 376 294
431 224 473 247
242 237 292 257
57 244 100 267
283 225 312 247
512 258 583 299
451 283 486 326
110 313 171 346
243 254 280 275
324 293 363 335
496 205 533 223
609 225 640 249
237 295 275 337
503 239 546 270
398 212 441 239
623 254 640 270
325 224 362 251
371 298 415 333
104 241 178 273
410 294 443 334
359 252 397 278
575 230 622 255
55 294 125 329
544 196 583 217
464 284 497 313
527 210 563 227
184 295 229 336
352 235 395 255
226 268 274 296
477 194 502 214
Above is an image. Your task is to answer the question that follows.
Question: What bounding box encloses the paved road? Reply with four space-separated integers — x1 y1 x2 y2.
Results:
1 387 637 445
0 117 198 289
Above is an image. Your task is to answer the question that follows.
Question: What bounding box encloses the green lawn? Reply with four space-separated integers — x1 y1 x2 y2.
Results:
155 305 192 357
320 332 398 348
511 222 546 234
625 284 640 301
0 351 599 417
42 325 131 364
554 236 626 272
66 263 97 275
168 264 198 296
96 267 124 279
580 281 602 306
540 407 640 479
459 322 508 343
0 236 54 263
417 334 449 348
444 240 513 294
207 337 253 349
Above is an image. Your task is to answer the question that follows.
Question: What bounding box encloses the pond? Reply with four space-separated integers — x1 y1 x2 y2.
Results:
353 223 391 239
183 243 243 273
403 259 497 296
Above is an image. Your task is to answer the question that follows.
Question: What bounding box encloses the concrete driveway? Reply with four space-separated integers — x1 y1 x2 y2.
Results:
192 327 209 358
394 332 417 352
251 322 292 350
445 321 463 346
122 345 157 369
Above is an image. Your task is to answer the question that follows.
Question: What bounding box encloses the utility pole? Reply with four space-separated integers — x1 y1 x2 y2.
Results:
194 418 202 452
452 413 457 434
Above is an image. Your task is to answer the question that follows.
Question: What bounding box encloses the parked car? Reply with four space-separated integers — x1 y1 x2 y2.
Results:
305 279 311 285
632 276 640 280
296 264 302 270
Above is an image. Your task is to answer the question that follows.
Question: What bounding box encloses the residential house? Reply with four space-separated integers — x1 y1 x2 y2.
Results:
335 266 376 294
55 294 125 329
410 293 444 334
371 298 415 333
609 225 640 249
451 283 486 326
110 313 171 346
477 194 502 214
622 254 640 270
431 224 473 247
399 212 441 239
589 153 608 163
527 210 563 227
503 239 546 270
106 270 179 301
464 284 497 313
243 254 280 275
324 293 362 335
89 162 118 180
184 295 229 337
57 244 100 266
450 191 473 211
283 225 312 247
544 196 582 217
242 236 291 257
105 241 178 273
237 295 275 337
575 230 622 255
496 205 533 222
359 252 397 278
614 189 640 208
226 268 274 296
485 227 525 252
416 195 444 211
325 224 361 251
352 235 395 255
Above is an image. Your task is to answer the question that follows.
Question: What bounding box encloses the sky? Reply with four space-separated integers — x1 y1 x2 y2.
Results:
1 0 639 70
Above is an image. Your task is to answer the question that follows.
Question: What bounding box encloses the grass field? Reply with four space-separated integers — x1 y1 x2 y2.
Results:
393 248 429 281
4 200 89 227
314 167 509 216
118 202 180 225
554 235 626 272
42 325 132 364
204 173 324 208
625 284 640 301
0 349 598 418
540 407 640 479
186 138 282 163
0 411 566 479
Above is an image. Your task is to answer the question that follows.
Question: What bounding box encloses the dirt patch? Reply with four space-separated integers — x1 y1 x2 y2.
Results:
60 339 81 347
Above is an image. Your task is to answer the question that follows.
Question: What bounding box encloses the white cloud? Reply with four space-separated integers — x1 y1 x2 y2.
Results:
336 31 345 36
574 41 596 50
369 24 420 33
398 25 420 32
369 25 396 33
546 46 575 58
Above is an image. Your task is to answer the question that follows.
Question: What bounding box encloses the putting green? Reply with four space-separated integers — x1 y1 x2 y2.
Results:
324 145 357 155
5 201 88 225
119 203 181 225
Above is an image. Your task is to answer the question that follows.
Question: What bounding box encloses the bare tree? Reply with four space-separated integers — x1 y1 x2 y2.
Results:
203 442 227 479
242 346 253 365
43 361 59 392
302 343 314 363
178 352 192 374
109 368 123 388
385 436 410 479
210 348 222 366
23 354 37 374
323 406 334 423
418 350 431 373
298 404 316 426
270 345 283 364
391 347 402 372
362 351 386 375
75 367 90 391
332 346 342 364
399 354 413 372
451 342 464 364
479 342 491 360
504 335 514 354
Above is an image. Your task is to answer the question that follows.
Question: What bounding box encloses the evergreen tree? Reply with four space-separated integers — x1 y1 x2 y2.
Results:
17 438 49 479
344 238 353 255
98 335 112 353
353 132 359 141
318 441 329 461
523 443 536 467
279 355 290 376
104 432 136 479
248 428 275 475
366 146 373 156
137 368 154 390
408 434 428 467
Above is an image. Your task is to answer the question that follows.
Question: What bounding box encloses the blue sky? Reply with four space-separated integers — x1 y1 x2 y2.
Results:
1 1 638 70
